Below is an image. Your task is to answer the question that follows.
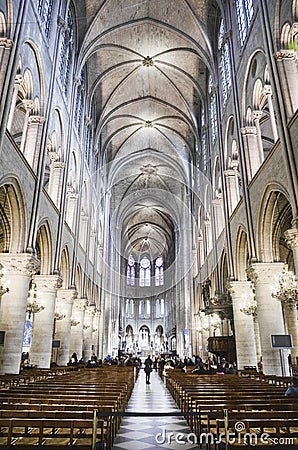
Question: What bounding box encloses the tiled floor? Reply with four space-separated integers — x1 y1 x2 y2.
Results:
112 369 198 449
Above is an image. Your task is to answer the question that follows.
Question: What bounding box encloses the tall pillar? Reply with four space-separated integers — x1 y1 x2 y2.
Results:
274 49 298 118
83 304 96 361
248 263 287 375
240 126 260 180
0 38 14 100
0 253 39 374
47 152 65 208
53 289 76 365
251 110 264 165
224 166 240 215
19 100 35 154
263 85 279 142
228 281 258 370
92 310 100 357
6 74 24 132
284 228 298 364
69 298 86 359
29 275 62 368
65 187 78 231
23 115 45 171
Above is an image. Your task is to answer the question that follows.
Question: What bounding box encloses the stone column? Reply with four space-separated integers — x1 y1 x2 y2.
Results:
274 49 298 118
240 126 260 180
212 198 224 238
23 115 45 171
224 164 240 215
251 110 264 165
69 298 86 359
29 275 62 368
83 304 96 361
19 99 35 154
248 263 287 375
263 85 279 142
284 228 298 364
6 74 24 132
0 253 39 374
228 281 258 370
92 310 100 357
65 187 78 231
0 38 14 99
53 289 76 365
47 152 65 208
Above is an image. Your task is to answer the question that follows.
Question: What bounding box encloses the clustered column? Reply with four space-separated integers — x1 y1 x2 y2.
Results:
0 253 39 374
69 298 86 359
54 289 76 365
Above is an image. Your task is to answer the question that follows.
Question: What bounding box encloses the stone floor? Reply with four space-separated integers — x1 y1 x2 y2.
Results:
112 369 198 449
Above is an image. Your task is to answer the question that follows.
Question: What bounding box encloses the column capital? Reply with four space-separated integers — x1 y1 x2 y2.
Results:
33 274 62 291
240 126 257 135
0 253 40 277
28 115 45 125
85 304 96 317
251 110 263 121
274 49 297 61
73 298 87 311
247 262 284 285
52 161 65 169
0 37 13 49
22 99 35 112
284 227 298 249
56 288 77 304
227 280 252 295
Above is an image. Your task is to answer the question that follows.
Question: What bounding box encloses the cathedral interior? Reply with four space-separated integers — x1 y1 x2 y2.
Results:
0 0 298 378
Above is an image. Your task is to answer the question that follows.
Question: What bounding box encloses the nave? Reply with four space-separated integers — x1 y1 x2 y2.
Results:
112 369 197 450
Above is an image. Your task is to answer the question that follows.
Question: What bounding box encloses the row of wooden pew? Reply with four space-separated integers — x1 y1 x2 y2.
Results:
166 370 298 449
0 366 136 448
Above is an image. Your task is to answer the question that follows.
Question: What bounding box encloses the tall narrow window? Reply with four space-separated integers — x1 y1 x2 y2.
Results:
146 299 150 315
160 298 165 316
236 0 254 46
218 19 231 107
127 255 135 286
209 75 218 144
155 256 164 286
139 257 151 287
59 8 73 96
35 0 53 38
74 69 85 136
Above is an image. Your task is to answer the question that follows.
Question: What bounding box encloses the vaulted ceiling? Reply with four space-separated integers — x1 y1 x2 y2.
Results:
75 0 217 263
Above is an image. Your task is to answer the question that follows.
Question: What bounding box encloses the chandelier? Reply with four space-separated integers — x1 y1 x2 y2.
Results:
0 266 9 297
27 282 44 317
272 266 298 309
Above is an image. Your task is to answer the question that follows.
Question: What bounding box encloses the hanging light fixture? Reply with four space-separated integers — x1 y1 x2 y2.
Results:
272 265 298 309
27 282 44 318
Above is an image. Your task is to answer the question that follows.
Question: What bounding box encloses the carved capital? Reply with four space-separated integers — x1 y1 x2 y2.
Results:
0 37 14 49
28 115 45 126
251 110 263 121
48 151 59 162
0 253 40 278
240 126 257 135
73 298 87 311
284 228 298 249
52 161 65 169
33 274 63 291
247 262 284 285
85 304 96 317
23 99 35 112
263 84 272 96
274 49 297 61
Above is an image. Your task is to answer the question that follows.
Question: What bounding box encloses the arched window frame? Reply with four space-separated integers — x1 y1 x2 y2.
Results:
155 256 164 286
126 255 135 286
235 0 254 47
74 69 85 136
139 256 151 287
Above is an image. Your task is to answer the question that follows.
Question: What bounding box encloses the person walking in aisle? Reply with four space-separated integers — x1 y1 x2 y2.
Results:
144 355 153 384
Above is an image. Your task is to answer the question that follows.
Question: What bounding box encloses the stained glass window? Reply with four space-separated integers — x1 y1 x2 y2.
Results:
139 257 151 287
35 0 53 38
155 256 164 286
236 0 254 46
218 19 231 107
209 75 218 143
59 9 73 96
126 255 135 286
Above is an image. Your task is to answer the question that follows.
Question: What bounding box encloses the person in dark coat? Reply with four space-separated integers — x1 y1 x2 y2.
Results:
144 355 153 384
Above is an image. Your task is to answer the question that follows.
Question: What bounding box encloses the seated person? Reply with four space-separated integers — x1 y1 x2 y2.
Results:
285 378 298 397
